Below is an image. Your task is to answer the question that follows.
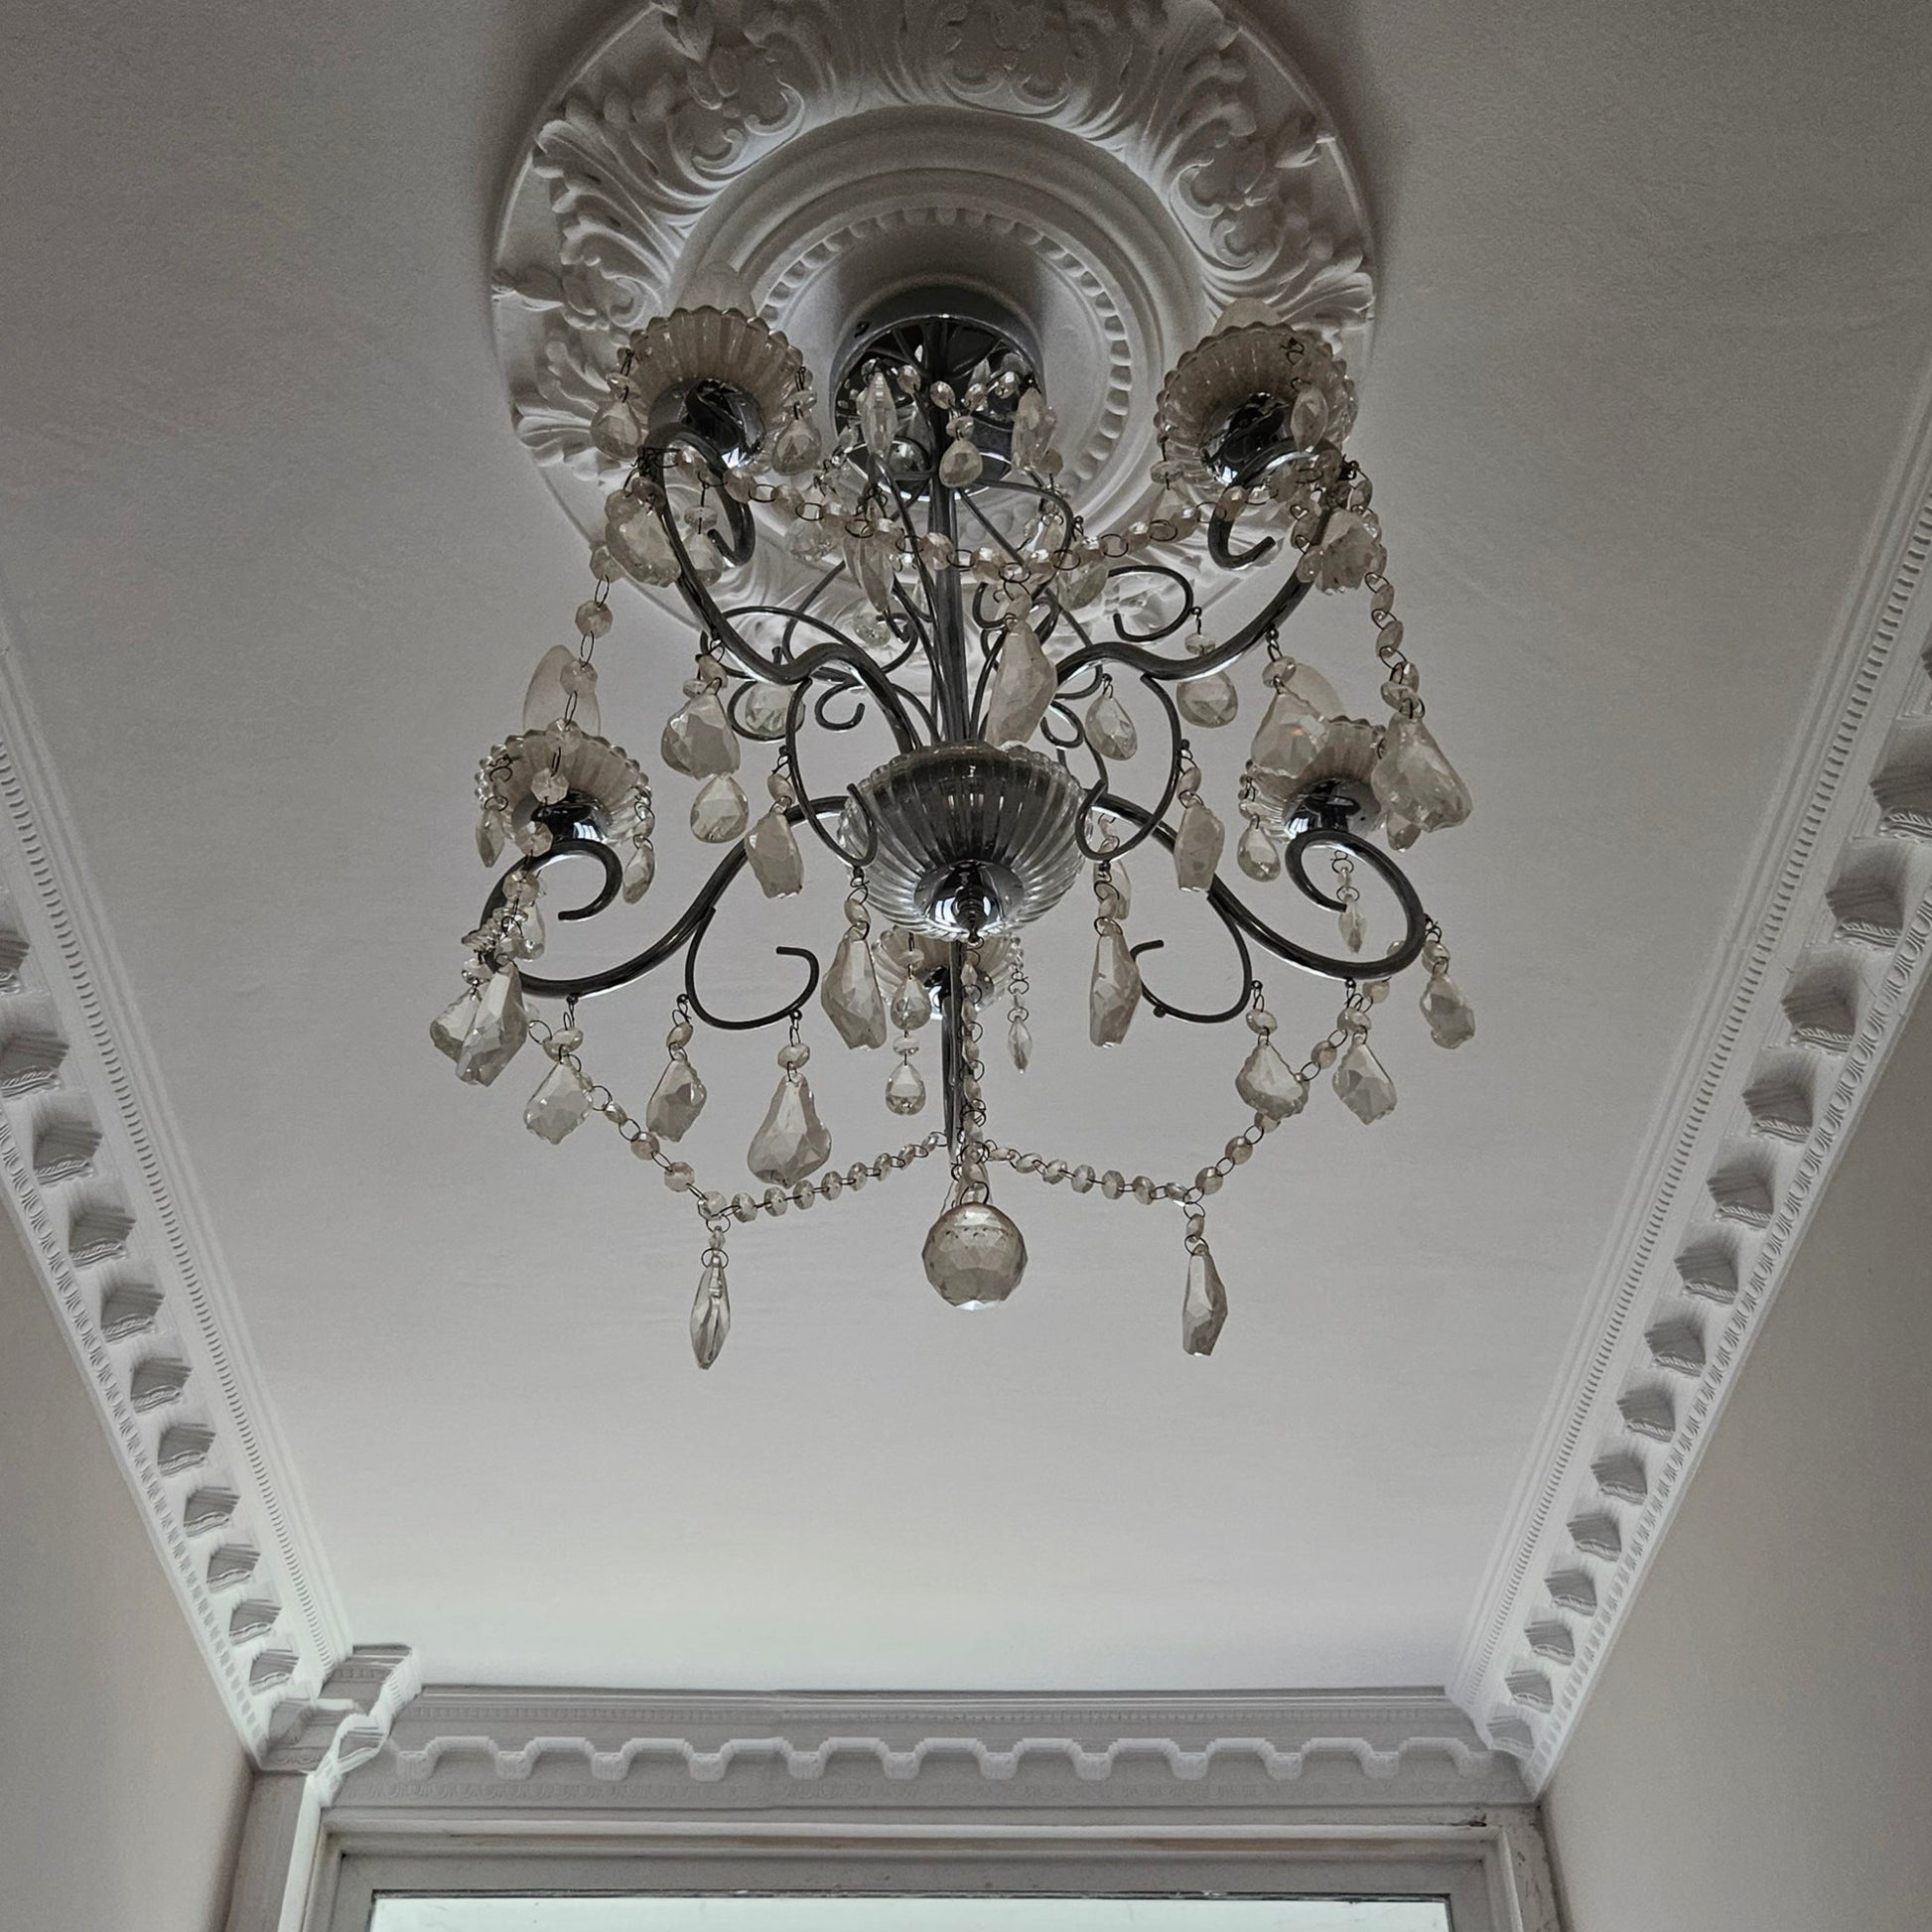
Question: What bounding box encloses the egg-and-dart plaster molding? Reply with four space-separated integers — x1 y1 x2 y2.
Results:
1451 370 1932 1790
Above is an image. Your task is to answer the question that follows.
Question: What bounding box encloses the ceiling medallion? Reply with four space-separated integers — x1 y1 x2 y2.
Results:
441 4 1472 1366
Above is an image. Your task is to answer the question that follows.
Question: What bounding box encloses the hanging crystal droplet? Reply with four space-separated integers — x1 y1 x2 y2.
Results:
1173 798 1225 892
590 396 644 462
1010 387 1053 471
431 989 480 1062
745 807 805 897
1235 1038 1309 1120
1089 924 1142 1045
523 644 599 733
770 412 823 475
739 679 793 739
1008 1018 1033 1070
524 1061 593 1143
690 1263 730 1370
1289 383 1330 449
690 773 750 843
1084 684 1138 760
1421 970 1476 1047
748 1073 833 1183
1333 1036 1398 1123
859 371 898 458
886 1056 926 1116
1339 902 1366 952
645 1056 706 1141
1181 1243 1229 1356
890 977 931 1033
1250 693 1324 780
1270 656 1345 721
1059 552 1107 608
455 965 529 1087
516 905 546 960
477 809 508 866
1175 667 1239 727
922 1199 1028 1307
1372 715 1472 838
608 498 680 585
938 436 983 486
1236 819 1281 881
621 840 655 903
822 931 888 1048
661 690 740 777
982 621 1056 747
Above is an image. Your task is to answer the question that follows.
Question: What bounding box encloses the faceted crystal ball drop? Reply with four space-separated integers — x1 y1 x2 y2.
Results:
921 1199 1028 1308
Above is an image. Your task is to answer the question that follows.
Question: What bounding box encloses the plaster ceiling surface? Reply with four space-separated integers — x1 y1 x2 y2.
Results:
2 0 1931 1696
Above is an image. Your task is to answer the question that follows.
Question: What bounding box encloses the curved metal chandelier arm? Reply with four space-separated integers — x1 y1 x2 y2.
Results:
781 686 881 869
1093 790 1430 983
1128 934 1258 1025
1073 674 1185 862
683 908 821 1029
1052 564 1312 687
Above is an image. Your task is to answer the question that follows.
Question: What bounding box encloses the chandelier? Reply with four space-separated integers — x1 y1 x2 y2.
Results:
433 273 1472 1368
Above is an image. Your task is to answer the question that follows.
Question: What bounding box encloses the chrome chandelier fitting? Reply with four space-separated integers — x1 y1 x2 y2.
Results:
435 272 1473 1368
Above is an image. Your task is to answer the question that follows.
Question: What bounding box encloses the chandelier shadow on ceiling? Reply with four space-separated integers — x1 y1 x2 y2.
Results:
433 272 1473 1367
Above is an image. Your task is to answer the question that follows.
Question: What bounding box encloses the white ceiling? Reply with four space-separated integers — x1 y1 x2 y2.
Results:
3 1 1930 1700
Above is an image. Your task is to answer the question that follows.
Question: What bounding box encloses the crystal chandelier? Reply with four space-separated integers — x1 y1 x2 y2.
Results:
434 273 1472 1367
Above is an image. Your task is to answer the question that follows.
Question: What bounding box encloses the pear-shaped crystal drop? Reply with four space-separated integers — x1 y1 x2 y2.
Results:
938 436 983 486
690 1263 730 1370
476 809 508 866
1421 970 1476 1047
1268 656 1345 721
1372 715 1472 837
748 1073 833 1184
589 395 644 462
770 412 823 475
523 643 601 734
431 989 480 1062
1236 820 1281 881
1089 924 1142 1045
745 807 804 897
1339 902 1366 952
1289 383 1330 449
455 965 529 1087
983 621 1056 746
1235 1038 1309 1120
1085 685 1138 760
922 1199 1028 1307
822 931 888 1047
1333 1036 1397 1123
524 1061 592 1144
1173 798 1225 892
859 371 898 458
1176 667 1239 727
621 840 655 903
661 691 739 777
609 499 680 585
739 679 793 739
1250 692 1323 779
690 773 749 843
1059 552 1107 608
516 905 546 960
843 524 897 614
885 1056 927 1116
645 1055 706 1141
1011 387 1052 470
1008 1018 1033 1070
890 977 931 1032
1181 1243 1229 1356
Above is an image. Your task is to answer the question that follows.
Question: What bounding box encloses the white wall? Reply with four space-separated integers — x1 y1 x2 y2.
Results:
1545 992 1932 1930
0 1209 250 1930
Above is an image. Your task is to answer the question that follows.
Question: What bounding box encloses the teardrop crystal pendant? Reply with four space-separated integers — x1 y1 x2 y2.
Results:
1371 715 1472 839
523 644 600 734
1089 923 1142 1045
1008 1018 1033 1070
645 1055 706 1141
1011 387 1053 470
859 371 897 458
661 691 739 778
476 809 508 866
1421 970 1476 1047
430 988 480 1062
1339 901 1366 952
885 1054 926 1116
1249 692 1323 780
524 1061 592 1144
589 395 644 462
621 840 655 903
938 435 983 486
748 1073 832 1184
690 773 750 843
1173 798 1225 892
921 1198 1028 1307
1235 1038 1309 1120
890 976 931 1032
1333 1036 1397 1123
1175 667 1239 727
745 807 804 897
1236 819 1281 881
738 679 793 740
515 905 546 960
1181 1243 1229 1356
770 412 823 475
982 621 1056 747
455 965 529 1087
690 1263 730 1370
822 931 888 1048
1084 683 1138 759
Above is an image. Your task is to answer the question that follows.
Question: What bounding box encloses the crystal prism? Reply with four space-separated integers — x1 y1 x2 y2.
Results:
748 1073 833 1183
982 621 1056 746
1250 692 1323 779
822 931 888 1047
1008 1018 1033 1069
921 1199 1028 1307
1333 1036 1397 1123
621 840 655 903
645 1055 706 1141
739 679 793 739
1011 388 1053 470
1237 820 1281 881
476 809 507 866
1059 553 1107 607
1173 798 1225 891
515 905 546 960
1181 1244 1229 1356
1089 924 1142 1045
430 989 480 1061
661 691 739 777
590 396 644 461
938 436 983 486
1175 668 1239 727
690 773 749 843
1269 657 1344 720
770 413 823 474
890 977 931 1032
885 1057 927 1115
1236 1038 1309 1120
1421 970 1476 1047
690 1263 730 1370
524 1061 592 1143
1372 715 1472 838
1311 508 1386 590
745 807 804 897
455 965 529 1087
523 643 600 734
1084 685 1138 759
859 371 897 458
607 498 679 584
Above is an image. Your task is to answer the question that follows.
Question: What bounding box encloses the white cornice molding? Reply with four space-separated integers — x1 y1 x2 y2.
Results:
335 1687 1527 1812
0 621 351 1756
1451 375 1932 1791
